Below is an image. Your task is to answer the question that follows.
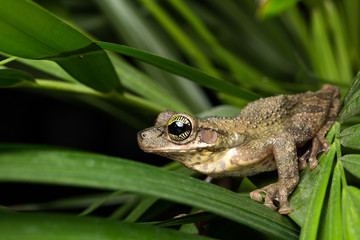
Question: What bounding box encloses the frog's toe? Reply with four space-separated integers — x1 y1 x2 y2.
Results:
250 187 277 211
309 157 318 170
250 178 298 214
249 190 263 202
264 194 277 211
318 135 331 153
278 206 293 215
298 158 308 171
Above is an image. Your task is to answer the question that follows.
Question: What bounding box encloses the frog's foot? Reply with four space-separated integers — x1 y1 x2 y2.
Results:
298 148 310 171
299 134 331 171
249 177 298 215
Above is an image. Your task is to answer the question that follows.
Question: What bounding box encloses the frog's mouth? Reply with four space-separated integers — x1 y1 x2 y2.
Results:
142 148 200 153
137 129 196 152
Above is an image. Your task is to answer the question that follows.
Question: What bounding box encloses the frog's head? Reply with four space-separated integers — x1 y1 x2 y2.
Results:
137 110 246 164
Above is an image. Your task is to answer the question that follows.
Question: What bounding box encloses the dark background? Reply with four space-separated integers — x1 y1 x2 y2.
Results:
0 88 168 206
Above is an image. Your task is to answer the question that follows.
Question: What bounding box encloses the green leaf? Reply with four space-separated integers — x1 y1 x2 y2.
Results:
79 190 125 216
258 0 300 18
320 161 343 240
310 8 340 82
13 192 135 211
324 1 352 84
342 186 360 240
0 56 17 66
339 72 360 122
0 145 299 240
153 212 216 227
96 42 259 101
0 212 211 240
108 55 191 113
344 72 360 105
13 57 78 83
343 0 360 69
93 0 211 113
124 196 158 222
167 0 264 85
339 155 360 179
339 124 360 150
0 68 34 87
0 0 121 93
339 89 360 123
299 143 337 240
139 0 220 78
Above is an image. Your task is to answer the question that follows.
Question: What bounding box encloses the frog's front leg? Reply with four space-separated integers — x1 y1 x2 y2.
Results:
250 132 299 214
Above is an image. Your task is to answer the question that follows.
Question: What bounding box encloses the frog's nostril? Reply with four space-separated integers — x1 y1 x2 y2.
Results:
141 132 147 139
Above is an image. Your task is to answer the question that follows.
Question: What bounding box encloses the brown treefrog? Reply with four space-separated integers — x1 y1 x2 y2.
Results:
137 84 341 214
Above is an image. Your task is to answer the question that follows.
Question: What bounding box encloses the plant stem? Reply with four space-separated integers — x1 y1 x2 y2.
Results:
0 56 17 66
33 79 165 113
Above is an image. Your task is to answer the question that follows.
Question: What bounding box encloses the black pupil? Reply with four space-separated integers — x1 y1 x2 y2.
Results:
168 121 190 136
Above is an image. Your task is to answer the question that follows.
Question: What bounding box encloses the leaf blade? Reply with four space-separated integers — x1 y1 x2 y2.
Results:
339 124 360 150
299 143 336 240
321 161 343 240
0 212 211 240
342 186 360 240
0 68 34 87
339 155 360 179
0 0 121 93
96 42 259 101
0 146 299 240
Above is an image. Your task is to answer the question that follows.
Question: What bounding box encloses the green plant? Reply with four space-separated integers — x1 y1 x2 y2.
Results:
0 0 359 239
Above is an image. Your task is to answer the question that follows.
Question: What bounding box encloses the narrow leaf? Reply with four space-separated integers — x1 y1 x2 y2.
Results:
0 68 34 87
339 155 360 179
94 0 211 113
321 161 343 240
258 0 300 18
299 143 336 240
342 186 360 240
0 146 299 240
14 57 78 83
79 190 125 216
0 0 121 93
339 73 360 122
344 72 360 105
0 56 17 66
108 55 191 113
140 0 220 77
124 196 158 222
310 8 339 82
96 42 259 101
0 212 211 240
153 212 216 227
339 124 360 150
324 1 352 84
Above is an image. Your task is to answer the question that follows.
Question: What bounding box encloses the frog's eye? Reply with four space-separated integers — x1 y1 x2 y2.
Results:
167 115 192 141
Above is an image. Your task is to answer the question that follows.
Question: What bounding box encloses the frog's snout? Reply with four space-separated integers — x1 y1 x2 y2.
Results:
137 127 166 152
138 131 147 140
137 130 147 146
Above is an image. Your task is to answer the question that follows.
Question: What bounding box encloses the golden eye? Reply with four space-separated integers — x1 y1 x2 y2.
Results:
168 115 192 141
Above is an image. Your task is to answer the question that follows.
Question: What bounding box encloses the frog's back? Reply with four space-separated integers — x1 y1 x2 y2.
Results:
286 84 340 145
238 84 340 146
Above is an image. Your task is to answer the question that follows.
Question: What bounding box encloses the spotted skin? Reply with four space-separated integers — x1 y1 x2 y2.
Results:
138 84 341 214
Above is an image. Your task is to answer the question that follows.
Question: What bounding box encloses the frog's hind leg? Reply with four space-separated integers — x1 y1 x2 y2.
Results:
299 86 341 171
250 132 299 214
299 135 324 170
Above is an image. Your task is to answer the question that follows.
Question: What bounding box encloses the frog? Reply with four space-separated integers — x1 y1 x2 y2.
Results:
137 84 341 214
